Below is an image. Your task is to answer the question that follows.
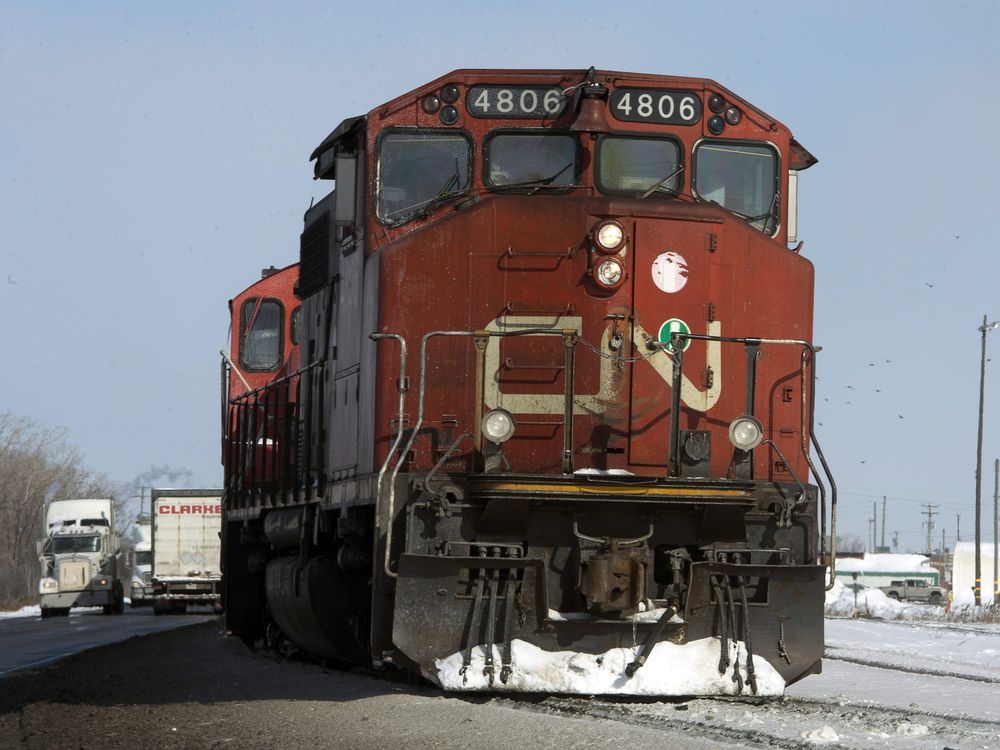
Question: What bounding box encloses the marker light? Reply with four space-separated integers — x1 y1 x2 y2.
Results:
724 106 743 126
594 220 625 253
440 84 460 103
421 95 441 114
708 93 726 113
482 408 516 444
707 116 726 135
440 105 459 125
728 415 764 451
595 258 624 287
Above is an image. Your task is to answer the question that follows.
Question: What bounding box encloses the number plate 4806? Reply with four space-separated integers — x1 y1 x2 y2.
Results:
609 88 702 126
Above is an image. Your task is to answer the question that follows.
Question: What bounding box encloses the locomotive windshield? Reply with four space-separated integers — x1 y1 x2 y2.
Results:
240 298 282 371
135 551 152 565
377 131 471 224
486 133 576 188
693 142 778 232
597 136 681 197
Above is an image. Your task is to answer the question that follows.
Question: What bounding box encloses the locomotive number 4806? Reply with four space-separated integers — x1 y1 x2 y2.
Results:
466 86 568 118
610 88 703 126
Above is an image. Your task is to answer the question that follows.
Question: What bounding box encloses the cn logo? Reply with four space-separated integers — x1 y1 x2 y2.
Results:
657 318 692 353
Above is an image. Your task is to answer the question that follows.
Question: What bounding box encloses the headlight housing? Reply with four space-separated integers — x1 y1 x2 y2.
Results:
594 220 626 253
728 415 764 451
594 257 625 289
39 577 58 592
481 408 516 444
131 580 142 589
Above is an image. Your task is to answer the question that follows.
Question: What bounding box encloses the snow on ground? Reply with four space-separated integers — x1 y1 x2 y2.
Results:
0 605 40 619
434 637 785 696
824 579 929 619
787 616 1000 721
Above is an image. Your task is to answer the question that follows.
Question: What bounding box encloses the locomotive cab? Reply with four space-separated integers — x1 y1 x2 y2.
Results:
222 69 835 697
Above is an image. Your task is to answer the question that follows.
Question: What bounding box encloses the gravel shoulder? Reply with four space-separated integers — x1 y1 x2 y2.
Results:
0 621 722 750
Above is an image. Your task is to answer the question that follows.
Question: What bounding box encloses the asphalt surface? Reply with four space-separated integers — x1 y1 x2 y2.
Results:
0 606 217 677
0 621 718 750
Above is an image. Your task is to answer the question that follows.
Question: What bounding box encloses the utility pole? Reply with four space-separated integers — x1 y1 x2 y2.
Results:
873 500 878 553
881 496 887 551
974 316 999 606
941 527 946 555
868 517 875 554
957 513 961 543
892 531 899 552
994 458 999 604
922 504 939 557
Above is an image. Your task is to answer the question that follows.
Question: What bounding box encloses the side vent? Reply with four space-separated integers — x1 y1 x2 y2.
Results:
299 210 330 298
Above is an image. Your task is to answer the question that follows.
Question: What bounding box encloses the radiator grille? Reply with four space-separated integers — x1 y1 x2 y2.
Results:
58 561 91 590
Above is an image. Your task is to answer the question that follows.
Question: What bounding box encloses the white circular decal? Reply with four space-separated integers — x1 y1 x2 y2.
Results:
651 251 689 293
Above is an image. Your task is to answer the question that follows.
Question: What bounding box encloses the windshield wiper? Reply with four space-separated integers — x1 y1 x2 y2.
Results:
718 189 780 232
492 161 575 194
639 165 684 199
415 160 468 219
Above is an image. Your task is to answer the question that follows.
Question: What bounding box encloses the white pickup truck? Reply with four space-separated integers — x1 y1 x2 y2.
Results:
150 489 223 615
879 579 946 604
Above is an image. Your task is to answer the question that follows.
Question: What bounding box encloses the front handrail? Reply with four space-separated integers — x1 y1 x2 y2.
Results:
663 332 837 587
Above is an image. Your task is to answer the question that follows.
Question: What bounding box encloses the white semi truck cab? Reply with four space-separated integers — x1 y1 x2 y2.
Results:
37 498 124 618
151 489 223 615
129 521 153 607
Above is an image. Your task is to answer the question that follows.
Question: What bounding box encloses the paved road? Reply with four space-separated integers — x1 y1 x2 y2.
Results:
0 606 218 677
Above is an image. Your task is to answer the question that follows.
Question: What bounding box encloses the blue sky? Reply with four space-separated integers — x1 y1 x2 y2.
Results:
3 1 999 552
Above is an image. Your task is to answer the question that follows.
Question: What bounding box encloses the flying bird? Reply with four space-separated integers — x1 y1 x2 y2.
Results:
846 385 854 390
924 282 935 288
898 414 905 419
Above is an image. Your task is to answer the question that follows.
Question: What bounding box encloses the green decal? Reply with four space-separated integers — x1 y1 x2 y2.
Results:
657 318 691 353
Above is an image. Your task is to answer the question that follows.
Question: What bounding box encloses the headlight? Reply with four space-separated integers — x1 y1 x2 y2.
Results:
481 408 516 444
594 220 625 253
131 580 142 589
40 577 58 591
594 258 624 288
728 415 764 451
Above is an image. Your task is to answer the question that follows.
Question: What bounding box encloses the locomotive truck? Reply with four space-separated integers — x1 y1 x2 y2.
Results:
38 498 124 617
221 68 837 695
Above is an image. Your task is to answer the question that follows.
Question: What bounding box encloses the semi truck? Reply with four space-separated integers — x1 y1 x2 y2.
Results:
128 520 153 607
151 489 223 614
37 498 124 618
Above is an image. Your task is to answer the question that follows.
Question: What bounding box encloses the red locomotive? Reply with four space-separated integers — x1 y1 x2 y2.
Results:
222 69 836 695
222 263 300 489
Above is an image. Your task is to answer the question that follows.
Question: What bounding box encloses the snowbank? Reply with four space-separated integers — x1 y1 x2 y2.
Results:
824 580 926 619
434 637 785 696
0 604 41 619
833 553 938 588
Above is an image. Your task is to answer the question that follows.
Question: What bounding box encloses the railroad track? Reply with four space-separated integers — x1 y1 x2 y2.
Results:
492 690 1000 749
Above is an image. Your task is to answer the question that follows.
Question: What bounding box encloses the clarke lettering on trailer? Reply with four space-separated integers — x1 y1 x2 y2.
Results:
157 504 222 515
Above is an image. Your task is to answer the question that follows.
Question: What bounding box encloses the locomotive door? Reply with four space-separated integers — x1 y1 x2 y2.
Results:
627 219 721 468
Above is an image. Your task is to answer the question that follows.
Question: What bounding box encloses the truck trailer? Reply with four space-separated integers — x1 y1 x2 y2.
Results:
151 489 223 614
37 498 124 617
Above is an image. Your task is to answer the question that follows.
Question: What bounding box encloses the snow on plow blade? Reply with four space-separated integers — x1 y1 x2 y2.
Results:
391 554 824 695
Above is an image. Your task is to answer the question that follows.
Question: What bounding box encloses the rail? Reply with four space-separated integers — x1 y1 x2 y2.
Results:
221 358 326 511
660 331 837 588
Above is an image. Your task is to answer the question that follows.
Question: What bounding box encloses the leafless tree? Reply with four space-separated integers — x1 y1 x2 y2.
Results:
836 534 867 554
0 412 124 607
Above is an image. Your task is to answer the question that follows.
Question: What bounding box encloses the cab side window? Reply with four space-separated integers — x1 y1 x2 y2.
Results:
240 298 283 371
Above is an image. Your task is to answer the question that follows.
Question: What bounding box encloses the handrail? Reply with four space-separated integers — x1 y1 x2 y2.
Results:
381 326 578 579
369 333 409 579
663 331 837 584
